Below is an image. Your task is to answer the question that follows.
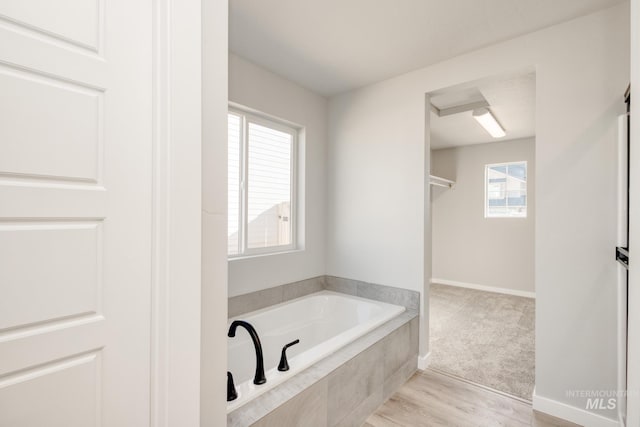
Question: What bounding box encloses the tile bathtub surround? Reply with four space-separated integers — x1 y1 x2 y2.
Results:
251 379 328 427
228 276 324 318
229 275 420 317
227 276 420 426
324 276 420 311
227 311 418 427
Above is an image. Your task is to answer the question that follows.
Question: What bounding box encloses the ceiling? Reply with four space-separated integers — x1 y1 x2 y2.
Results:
229 0 624 96
430 71 536 149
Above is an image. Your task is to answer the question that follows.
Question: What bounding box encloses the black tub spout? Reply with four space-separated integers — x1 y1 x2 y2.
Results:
228 320 266 385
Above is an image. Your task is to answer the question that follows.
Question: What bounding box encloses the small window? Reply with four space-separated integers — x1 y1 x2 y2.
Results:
228 108 298 257
485 161 527 218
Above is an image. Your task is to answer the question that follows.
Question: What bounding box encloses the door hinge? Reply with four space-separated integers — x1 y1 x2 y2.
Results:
616 246 629 269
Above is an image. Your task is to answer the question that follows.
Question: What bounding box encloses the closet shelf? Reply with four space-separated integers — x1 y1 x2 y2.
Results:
429 174 455 188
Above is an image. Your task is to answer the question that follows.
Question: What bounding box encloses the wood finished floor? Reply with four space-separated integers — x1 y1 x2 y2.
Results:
363 369 581 427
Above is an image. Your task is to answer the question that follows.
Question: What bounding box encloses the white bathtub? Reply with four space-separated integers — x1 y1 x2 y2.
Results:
227 291 405 412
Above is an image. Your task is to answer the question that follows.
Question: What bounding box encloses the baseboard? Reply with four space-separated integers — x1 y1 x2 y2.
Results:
532 391 620 427
417 352 431 371
431 278 535 299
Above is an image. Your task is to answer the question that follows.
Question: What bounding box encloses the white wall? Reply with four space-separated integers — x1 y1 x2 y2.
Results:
328 79 428 355
228 54 327 297
327 3 628 422
431 138 535 295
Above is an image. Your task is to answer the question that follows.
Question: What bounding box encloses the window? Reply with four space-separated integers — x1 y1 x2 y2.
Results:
485 161 527 218
228 108 298 257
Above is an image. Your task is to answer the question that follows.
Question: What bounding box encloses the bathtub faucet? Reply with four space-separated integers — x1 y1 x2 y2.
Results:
228 320 267 385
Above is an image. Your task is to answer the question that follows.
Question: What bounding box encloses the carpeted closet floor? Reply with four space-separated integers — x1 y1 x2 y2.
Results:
429 283 535 400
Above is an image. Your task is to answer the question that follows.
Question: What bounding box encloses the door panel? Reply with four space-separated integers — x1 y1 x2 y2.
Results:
0 221 100 331
0 352 100 427
0 1 153 425
0 0 101 51
0 65 102 182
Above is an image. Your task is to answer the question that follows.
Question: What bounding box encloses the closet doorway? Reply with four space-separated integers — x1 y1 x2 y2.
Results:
427 70 536 401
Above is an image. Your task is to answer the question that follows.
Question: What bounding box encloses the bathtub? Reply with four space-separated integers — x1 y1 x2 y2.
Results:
227 290 405 412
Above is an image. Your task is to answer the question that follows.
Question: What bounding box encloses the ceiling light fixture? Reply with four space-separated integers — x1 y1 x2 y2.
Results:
472 108 506 138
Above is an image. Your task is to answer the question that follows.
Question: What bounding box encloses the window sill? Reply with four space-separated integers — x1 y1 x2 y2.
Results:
228 248 303 262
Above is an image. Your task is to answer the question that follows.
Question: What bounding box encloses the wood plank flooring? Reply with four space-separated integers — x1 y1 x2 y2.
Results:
363 369 580 427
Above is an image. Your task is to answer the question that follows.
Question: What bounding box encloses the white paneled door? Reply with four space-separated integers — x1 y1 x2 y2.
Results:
0 1 153 426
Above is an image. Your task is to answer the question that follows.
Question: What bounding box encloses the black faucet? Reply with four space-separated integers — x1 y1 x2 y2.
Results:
228 320 266 385
278 339 300 372
227 371 238 401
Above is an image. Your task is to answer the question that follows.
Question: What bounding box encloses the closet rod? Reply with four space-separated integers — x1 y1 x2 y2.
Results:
429 174 455 188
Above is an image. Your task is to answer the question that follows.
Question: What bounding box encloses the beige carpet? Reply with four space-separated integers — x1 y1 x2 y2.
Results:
429 283 535 400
